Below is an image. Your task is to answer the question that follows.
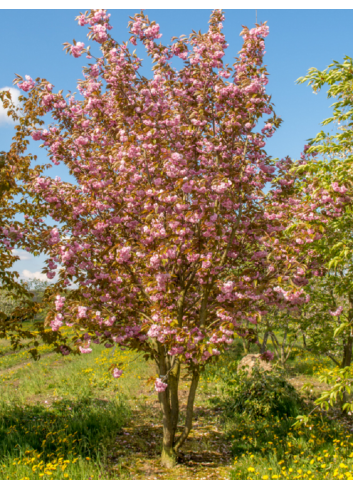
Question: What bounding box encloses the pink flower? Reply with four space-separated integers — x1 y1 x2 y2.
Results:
260 350 274 362
75 136 89 146
112 368 123 378
332 182 348 194
71 42 85 58
31 130 43 141
168 346 184 356
50 314 63 331
329 306 343 317
79 346 92 354
92 24 108 43
60 346 70 356
55 295 65 311
221 281 234 294
18 75 35 92
77 306 88 318
171 152 182 162
48 227 60 245
118 246 132 263
77 14 87 26
155 378 168 392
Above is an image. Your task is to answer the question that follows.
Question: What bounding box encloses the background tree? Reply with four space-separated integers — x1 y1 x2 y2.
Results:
0 91 50 353
296 56 353 412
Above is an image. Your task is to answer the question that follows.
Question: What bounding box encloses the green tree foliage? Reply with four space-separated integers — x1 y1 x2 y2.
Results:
297 56 353 411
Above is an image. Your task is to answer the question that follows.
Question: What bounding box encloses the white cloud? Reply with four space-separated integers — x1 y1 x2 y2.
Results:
12 250 32 261
0 87 21 125
22 270 53 282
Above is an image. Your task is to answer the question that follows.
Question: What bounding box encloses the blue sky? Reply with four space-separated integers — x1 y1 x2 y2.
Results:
1 9 352 281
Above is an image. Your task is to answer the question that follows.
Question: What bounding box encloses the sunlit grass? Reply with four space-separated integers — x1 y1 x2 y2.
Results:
0 335 153 480
227 413 353 480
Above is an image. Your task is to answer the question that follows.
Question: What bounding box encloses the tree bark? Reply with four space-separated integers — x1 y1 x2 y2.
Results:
280 331 287 366
339 305 353 411
169 359 180 440
342 335 353 368
260 330 270 354
157 349 199 468
174 367 200 451
157 345 178 468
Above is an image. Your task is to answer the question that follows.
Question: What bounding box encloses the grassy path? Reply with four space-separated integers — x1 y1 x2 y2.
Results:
109 377 233 480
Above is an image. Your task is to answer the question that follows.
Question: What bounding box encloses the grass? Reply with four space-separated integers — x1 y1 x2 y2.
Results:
227 413 353 480
199 338 353 480
0 397 129 480
1 331 353 479
0 327 153 480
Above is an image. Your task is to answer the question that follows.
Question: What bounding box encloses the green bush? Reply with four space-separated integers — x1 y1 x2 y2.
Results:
222 366 302 419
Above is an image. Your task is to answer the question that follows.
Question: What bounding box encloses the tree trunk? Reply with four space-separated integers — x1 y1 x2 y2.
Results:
339 303 353 411
158 347 178 468
280 331 287 366
260 330 269 354
174 368 199 451
156 345 199 468
342 335 353 368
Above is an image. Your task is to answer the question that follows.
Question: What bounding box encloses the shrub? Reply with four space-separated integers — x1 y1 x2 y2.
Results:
222 366 302 419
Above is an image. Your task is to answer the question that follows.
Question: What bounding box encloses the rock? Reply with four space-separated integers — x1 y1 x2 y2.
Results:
237 353 272 376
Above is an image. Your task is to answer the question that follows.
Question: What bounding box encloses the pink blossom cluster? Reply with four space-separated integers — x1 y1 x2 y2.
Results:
71 42 85 58
55 295 66 311
329 306 343 317
51 314 63 331
112 368 123 378
17 75 35 92
79 338 92 354
155 378 168 392
332 182 348 194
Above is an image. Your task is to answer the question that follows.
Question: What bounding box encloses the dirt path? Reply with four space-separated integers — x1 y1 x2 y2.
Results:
106 374 234 480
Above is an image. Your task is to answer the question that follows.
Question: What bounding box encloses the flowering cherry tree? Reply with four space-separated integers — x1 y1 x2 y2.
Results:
12 9 316 466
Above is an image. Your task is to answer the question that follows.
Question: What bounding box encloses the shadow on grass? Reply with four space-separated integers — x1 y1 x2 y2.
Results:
107 401 233 480
0 396 130 462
